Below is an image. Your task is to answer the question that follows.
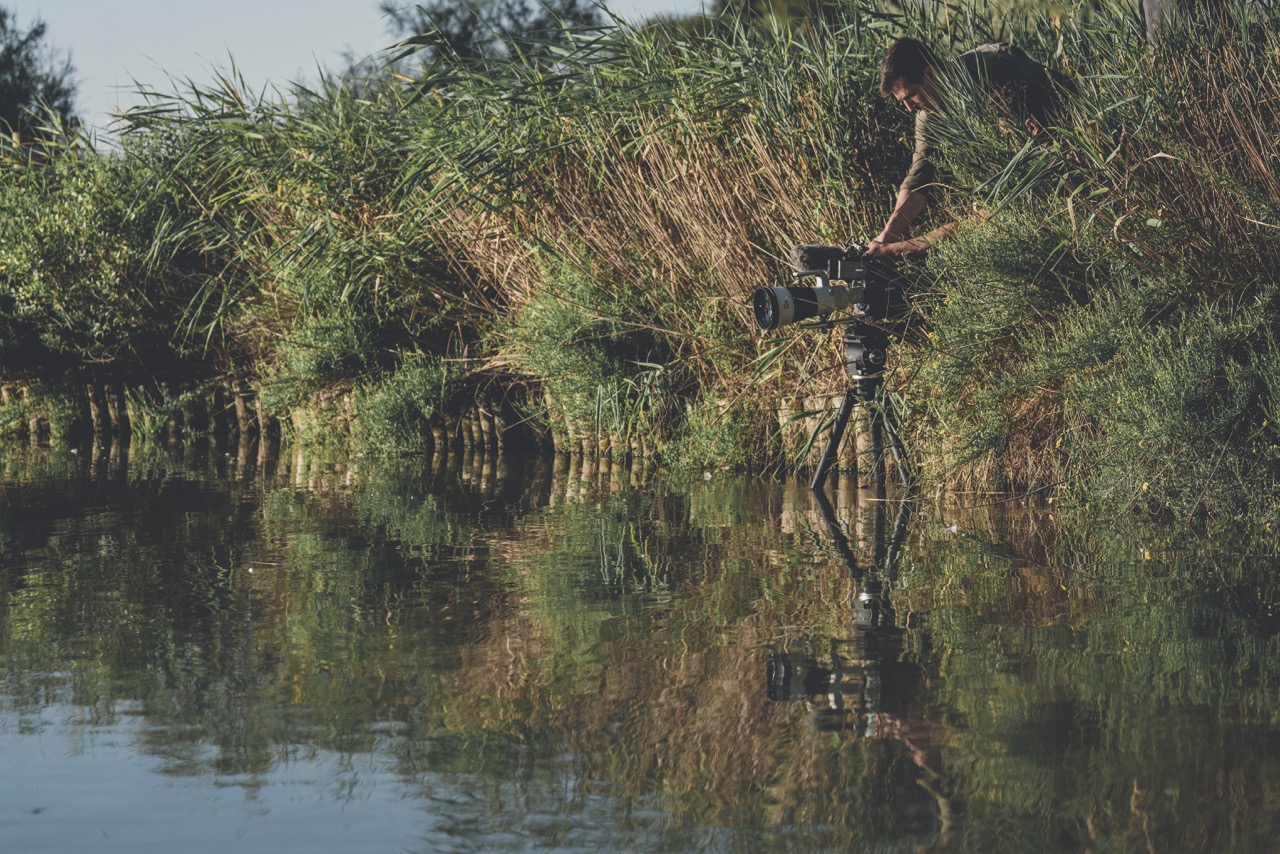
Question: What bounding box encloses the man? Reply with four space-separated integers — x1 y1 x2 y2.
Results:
865 38 1073 259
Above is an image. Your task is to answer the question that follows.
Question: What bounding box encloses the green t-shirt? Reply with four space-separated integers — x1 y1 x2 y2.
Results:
898 42 1069 195
900 110 936 195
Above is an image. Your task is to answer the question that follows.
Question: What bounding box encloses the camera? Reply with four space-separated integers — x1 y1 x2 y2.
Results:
751 245 893 331
766 652 880 732
750 243 911 490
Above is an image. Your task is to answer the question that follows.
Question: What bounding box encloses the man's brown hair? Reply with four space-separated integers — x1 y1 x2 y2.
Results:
878 37 938 96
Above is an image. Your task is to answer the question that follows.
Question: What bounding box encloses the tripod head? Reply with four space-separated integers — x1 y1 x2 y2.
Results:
843 319 891 401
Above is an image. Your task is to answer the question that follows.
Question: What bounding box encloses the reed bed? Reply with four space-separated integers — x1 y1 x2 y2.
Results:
4 1 1280 517
913 2 1280 515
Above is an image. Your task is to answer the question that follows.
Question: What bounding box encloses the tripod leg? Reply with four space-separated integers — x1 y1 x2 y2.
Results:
880 401 913 488
869 406 886 490
811 389 858 491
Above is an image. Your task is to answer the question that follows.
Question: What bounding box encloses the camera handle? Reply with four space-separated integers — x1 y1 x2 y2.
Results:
810 317 911 492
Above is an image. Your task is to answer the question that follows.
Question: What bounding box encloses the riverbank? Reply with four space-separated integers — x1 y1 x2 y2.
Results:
3 1 1279 519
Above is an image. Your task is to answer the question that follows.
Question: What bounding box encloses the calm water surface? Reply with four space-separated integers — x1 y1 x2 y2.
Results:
3 442 1280 852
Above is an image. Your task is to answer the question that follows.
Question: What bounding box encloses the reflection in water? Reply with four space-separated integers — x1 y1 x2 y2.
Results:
4 443 1280 851
767 490 912 736
767 490 955 849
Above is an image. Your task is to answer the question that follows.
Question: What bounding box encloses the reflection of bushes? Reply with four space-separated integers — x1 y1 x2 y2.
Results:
899 518 1280 852
433 486 939 841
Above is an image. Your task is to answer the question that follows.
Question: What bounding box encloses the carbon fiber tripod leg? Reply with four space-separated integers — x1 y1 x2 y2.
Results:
811 389 858 491
880 400 912 488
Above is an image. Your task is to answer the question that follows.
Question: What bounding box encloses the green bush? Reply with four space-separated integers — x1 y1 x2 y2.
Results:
0 138 227 380
355 355 462 455
509 262 674 452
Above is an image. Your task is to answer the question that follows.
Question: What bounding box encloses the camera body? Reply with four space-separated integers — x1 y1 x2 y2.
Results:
751 245 893 331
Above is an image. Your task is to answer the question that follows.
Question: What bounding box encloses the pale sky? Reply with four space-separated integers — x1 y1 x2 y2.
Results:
10 0 700 138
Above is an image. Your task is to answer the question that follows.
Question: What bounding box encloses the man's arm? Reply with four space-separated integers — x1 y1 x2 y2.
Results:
866 187 928 257
870 218 960 259
866 110 935 259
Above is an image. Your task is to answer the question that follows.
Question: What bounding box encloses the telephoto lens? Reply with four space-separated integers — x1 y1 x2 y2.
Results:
752 244 877 330
752 285 859 331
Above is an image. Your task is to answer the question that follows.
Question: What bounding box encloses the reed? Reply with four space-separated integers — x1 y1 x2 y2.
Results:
913 2 1280 515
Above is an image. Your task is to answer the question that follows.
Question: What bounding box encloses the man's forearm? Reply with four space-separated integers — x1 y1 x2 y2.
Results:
875 188 928 244
907 219 960 252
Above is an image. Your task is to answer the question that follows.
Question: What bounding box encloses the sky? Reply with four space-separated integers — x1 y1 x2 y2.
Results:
11 0 700 138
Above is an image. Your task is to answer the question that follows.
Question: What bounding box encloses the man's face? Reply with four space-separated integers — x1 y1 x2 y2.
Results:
891 70 936 114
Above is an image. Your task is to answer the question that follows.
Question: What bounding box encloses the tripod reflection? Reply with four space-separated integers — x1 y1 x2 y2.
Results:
765 490 957 849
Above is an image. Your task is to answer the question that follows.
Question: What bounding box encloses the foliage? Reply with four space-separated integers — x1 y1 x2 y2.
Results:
5 0 1280 519
507 262 676 452
354 353 463 454
906 1 1280 516
0 6 76 134
0 133 231 382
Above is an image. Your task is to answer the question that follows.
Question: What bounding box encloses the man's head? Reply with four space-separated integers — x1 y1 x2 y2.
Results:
879 37 941 113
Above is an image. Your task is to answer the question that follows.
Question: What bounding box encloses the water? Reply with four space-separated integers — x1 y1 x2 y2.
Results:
3 443 1280 852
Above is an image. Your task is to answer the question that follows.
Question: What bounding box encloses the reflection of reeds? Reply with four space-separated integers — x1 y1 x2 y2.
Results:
10 444 1280 847
426 473 947 838
440 595 924 839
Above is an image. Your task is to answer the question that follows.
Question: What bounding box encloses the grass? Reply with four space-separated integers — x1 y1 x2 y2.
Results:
910 2 1280 516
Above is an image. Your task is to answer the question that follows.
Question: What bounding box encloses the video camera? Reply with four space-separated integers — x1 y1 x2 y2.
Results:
750 243 911 490
751 245 894 331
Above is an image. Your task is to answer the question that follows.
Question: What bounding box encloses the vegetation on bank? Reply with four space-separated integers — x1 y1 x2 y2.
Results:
2 1 1280 518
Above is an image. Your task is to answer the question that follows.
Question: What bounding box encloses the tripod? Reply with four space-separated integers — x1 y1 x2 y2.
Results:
810 317 910 492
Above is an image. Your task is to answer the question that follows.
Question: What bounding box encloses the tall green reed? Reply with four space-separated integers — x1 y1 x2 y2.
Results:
385 10 911 464
914 1 1280 516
